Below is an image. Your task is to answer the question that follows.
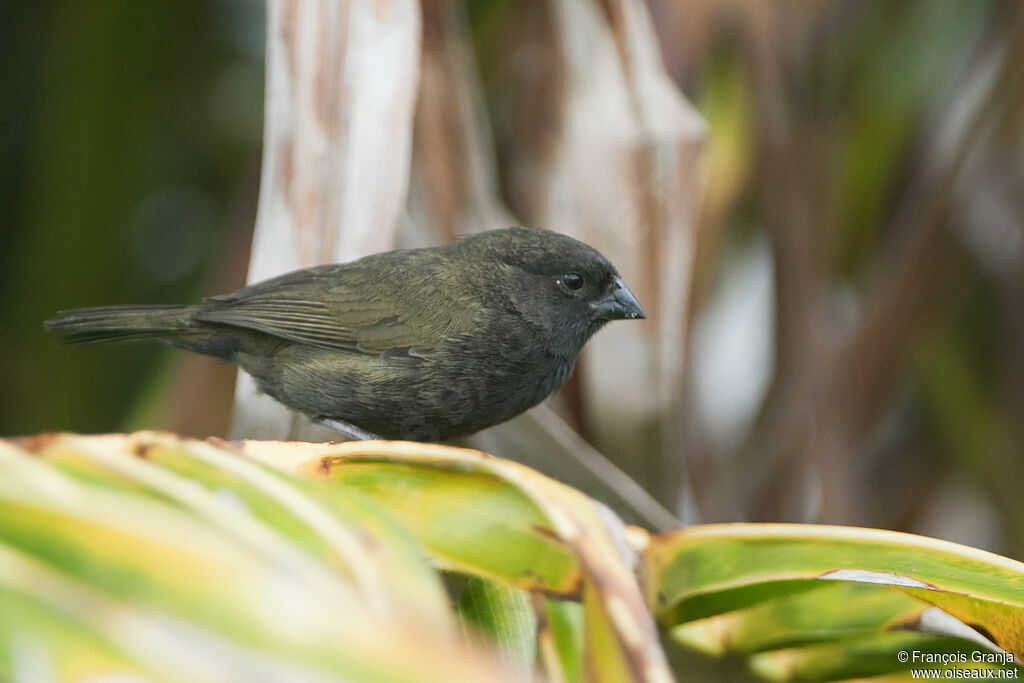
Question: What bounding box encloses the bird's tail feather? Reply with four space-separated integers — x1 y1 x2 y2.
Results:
44 305 193 345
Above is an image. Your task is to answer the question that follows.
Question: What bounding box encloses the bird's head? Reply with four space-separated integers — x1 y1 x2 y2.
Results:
455 227 645 356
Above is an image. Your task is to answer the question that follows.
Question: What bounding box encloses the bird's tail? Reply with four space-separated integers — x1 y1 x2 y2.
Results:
44 305 194 345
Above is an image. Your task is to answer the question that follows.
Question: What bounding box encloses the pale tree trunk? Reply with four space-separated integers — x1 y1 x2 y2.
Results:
482 0 705 508
231 1 421 440
230 0 703 530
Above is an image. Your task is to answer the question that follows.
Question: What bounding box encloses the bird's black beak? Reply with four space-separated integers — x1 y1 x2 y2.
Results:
591 277 646 320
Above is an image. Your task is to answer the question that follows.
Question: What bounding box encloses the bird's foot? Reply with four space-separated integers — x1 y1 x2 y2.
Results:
316 417 383 441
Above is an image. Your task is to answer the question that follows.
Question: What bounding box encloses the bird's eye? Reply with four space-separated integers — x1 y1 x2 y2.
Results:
561 273 584 291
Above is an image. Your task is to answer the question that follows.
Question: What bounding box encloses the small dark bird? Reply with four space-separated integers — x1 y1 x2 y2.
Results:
46 227 645 441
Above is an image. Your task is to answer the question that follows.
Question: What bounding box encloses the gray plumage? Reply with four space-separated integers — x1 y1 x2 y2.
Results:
46 227 645 441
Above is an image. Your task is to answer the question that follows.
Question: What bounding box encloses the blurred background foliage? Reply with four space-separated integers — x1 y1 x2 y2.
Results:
1 1 263 437
3 1 1023 558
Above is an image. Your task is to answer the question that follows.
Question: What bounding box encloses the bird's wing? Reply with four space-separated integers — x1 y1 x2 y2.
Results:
192 264 433 356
